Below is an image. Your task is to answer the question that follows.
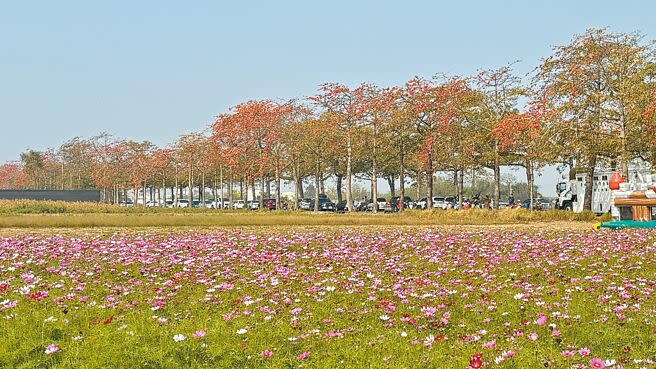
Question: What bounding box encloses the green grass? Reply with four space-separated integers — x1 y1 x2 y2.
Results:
0 227 653 368
0 200 227 214
0 207 608 228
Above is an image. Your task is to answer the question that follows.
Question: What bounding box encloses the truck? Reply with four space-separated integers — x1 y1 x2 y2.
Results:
555 165 653 214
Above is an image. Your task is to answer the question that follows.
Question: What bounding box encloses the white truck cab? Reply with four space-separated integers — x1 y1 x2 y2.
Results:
556 166 653 214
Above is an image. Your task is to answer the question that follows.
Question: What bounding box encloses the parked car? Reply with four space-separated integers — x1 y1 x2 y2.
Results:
232 200 245 209
385 196 413 212
145 201 162 207
119 201 134 207
210 198 227 209
298 198 312 211
335 200 347 213
309 196 336 211
165 200 174 208
523 198 550 210
177 199 190 208
431 197 446 209
247 200 260 210
263 198 276 210
365 197 387 211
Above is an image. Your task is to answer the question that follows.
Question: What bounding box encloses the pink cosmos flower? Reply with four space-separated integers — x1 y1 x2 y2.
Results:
421 306 436 317
579 347 591 357
44 343 60 354
561 350 575 357
261 350 273 358
192 329 206 339
589 358 605 369
296 351 311 360
28 291 48 301
528 332 538 341
536 315 547 326
423 335 435 347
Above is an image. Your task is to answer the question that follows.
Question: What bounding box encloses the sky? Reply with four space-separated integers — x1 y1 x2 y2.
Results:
2 0 655 196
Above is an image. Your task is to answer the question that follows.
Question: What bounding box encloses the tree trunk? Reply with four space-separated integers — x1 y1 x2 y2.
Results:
458 168 464 209
493 144 501 210
201 172 206 205
427 152 433 209
399 146 405 212
314 160 320 212
220 166 225 209
212 177 217 208
293 163 300 210
583 155 597 211
336 175 343 204
188 166 193 204
526 159 534 211
346 129 353 212
319 174 325 195
228 176 234 209
251 179 256 204
372 155 378 213
387 176 395 198
296 163 304 199
275 165 281 211
260 175 265 208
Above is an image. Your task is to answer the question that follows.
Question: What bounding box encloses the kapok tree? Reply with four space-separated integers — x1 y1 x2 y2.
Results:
361 85 400 212
475 65 524 209
213 100 280 206
535 29 655 210
491 98 555 209
405 77 470 209
310 83 367 212
642 93 656 168
0 162 25 189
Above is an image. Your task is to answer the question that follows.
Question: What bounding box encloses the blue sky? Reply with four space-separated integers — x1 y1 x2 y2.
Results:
1 0 654 194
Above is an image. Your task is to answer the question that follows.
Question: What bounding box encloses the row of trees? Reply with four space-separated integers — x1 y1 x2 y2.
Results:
2 29 656 211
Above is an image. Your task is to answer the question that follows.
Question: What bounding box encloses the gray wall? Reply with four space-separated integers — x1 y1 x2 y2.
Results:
0 190 101 202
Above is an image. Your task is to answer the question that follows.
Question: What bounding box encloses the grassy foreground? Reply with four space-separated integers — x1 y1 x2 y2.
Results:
0 227 654 368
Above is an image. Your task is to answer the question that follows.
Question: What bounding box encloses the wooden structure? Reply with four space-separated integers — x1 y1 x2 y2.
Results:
613 191 656 221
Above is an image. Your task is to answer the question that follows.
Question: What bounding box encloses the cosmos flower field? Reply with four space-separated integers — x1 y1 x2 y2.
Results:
0 227 655 368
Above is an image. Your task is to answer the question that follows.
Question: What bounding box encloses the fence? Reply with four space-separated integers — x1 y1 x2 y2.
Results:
0 190 101 202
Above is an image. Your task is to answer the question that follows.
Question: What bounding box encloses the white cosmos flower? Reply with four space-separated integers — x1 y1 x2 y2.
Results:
173 334 186 342
236 328 248 334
